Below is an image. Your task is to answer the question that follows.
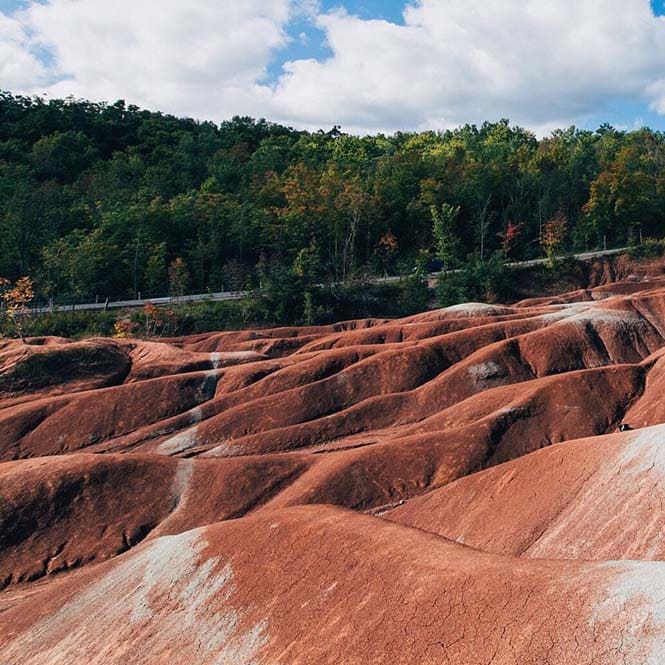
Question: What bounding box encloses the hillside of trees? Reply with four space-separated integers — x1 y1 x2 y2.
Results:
2 91 665 309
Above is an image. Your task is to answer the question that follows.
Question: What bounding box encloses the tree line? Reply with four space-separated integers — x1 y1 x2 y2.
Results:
2 91 664 305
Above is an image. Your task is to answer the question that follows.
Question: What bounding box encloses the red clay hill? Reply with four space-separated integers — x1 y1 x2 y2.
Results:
4 268 665 663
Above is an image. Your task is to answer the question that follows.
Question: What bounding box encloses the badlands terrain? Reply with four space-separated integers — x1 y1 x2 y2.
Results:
4 260 665 663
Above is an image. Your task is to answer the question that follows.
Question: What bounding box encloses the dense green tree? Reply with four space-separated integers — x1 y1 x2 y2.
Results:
431 203 461 269
1 90 664 305
42 228 116 301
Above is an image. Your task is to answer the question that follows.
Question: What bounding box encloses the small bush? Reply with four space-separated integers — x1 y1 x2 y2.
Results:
436 252 510 307
627 238 665 260
435 279 468 308
396 275 431 315
9 310 118 339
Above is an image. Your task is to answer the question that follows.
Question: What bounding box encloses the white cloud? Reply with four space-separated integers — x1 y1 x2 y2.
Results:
1 0 665 134
0 12 47 90
3 0 303 119
270 0 665 133
648 79 665 114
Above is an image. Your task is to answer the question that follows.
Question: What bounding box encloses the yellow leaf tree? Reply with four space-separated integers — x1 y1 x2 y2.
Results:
1 277 35 340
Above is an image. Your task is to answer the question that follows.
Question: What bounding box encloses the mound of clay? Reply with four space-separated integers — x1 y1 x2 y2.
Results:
386 423 665 561
4 506 665 664
0 339 131 401
4 273 665 663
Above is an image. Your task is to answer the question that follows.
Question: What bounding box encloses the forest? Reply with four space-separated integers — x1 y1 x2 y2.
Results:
2 90 665 311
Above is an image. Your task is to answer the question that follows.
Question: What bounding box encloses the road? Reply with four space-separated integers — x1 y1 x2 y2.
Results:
30 247 629 314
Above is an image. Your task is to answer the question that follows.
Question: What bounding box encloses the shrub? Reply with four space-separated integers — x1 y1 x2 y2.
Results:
436 252 510 306
627 238 665 260
396 275 431 315
12 310 117 339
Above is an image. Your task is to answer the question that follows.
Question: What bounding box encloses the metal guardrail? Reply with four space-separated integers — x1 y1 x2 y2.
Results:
28 247 629 314
29 290 250 314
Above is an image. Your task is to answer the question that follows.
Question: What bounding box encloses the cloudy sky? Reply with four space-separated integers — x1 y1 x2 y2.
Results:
2 0 665 135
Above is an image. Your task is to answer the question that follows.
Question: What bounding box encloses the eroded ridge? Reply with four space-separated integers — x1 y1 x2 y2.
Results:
4 277 665 663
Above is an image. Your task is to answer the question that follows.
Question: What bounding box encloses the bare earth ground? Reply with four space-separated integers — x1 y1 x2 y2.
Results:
3 258 665 663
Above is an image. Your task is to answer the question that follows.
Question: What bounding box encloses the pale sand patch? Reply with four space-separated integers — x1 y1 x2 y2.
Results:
0 529 268 665
591 558 665 665
170 459 194 510
157 425 200 456
538 305 643 327
445 302 514 317
202 440 245 458
526 425 665 560
157 378 215 456
467 360 505 386
199 369 219 401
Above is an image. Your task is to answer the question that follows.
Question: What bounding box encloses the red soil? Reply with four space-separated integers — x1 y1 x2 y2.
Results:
3 274 665 662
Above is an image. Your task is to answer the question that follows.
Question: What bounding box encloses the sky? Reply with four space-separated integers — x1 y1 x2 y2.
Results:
2 0 665 136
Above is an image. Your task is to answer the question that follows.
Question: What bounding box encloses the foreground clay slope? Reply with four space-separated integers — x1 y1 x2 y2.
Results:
4 270 665 662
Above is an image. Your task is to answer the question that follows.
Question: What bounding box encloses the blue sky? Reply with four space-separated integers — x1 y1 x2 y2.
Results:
0 0 410 20
267 0 407 80
3 0 665 135
0 0 24 12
